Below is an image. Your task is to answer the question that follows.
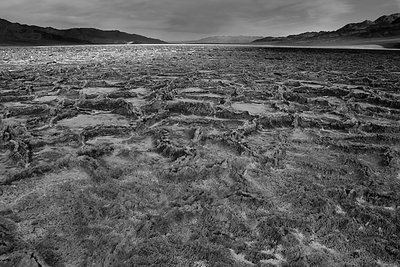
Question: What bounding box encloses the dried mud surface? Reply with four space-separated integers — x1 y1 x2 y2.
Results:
1 45 400 266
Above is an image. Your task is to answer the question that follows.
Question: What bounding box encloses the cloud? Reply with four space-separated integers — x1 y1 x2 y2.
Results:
303 0 352 25
150 0 352 33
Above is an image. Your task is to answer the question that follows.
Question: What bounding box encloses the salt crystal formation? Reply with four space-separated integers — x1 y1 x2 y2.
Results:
0 45 399 266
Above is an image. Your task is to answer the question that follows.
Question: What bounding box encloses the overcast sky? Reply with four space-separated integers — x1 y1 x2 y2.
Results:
0 0 399 41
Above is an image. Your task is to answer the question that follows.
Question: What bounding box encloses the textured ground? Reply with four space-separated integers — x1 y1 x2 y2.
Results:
0 45 400 266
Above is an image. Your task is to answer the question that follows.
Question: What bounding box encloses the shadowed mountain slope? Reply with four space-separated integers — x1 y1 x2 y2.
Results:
0 18 166 46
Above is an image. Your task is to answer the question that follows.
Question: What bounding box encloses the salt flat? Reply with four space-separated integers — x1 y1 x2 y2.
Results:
0 45 399 266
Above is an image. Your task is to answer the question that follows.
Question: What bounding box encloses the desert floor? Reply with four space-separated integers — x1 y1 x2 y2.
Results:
1 45 399 266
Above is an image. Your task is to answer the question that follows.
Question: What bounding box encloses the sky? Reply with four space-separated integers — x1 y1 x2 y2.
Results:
0 0 399 41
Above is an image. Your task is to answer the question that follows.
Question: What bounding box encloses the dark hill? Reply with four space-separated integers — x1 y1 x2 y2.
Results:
0 18 166 46
253 13 400 48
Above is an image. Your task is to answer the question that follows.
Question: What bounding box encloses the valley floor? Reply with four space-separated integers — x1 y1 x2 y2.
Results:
0 45 399 266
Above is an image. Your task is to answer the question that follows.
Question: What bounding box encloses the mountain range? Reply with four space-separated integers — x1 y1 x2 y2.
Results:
253 13 400 48
0 18 166 46
184 36 264 44
1 13 400 47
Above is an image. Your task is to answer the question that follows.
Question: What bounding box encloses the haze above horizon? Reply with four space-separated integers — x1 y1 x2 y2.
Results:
0 0 399 41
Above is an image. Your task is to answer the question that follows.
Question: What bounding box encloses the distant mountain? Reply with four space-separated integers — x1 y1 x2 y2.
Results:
185 36 264 44
0 18 166 46
253 13 400 48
